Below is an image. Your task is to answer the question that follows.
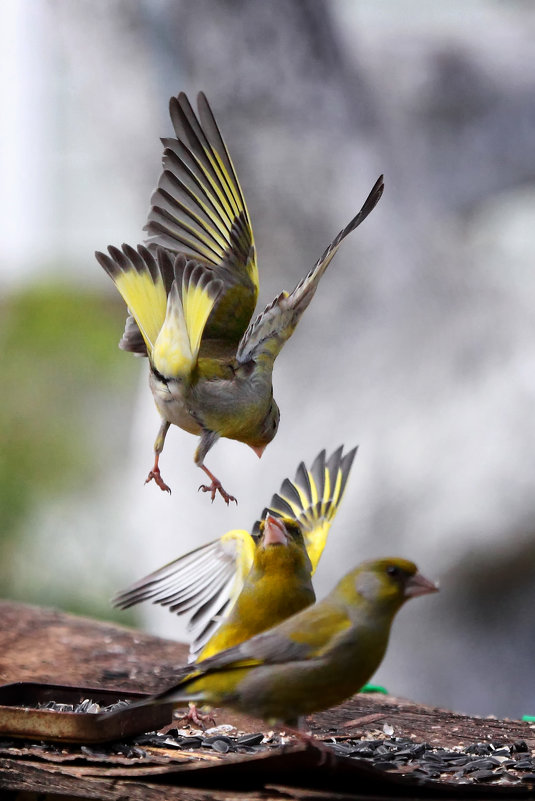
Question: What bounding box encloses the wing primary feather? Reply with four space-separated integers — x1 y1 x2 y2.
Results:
197 91 248 219
166 562 233 613
146 216 223 264
294 460 314 506
176 92 242 218
145 92 258 296
275 480 305 511
187 586 232 632
302 174 384 289
170 94 240 222
266 493 297 519
112 540 227 608
309 449 327 504
152 182 227 257
236 176 383 366
189 599 232 659
160 148 235 237
329 445 358 505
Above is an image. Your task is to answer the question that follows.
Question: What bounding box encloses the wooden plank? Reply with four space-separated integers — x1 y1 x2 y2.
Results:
2 600 535 800
0 600 188 692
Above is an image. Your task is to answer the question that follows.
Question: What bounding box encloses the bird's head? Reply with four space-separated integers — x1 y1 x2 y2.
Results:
336 558 438 618
254 513 313 576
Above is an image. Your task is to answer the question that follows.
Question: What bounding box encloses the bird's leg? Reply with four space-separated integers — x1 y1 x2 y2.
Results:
195 429 237 505
145 421 171 493
176 702 216 730
198 464 237 505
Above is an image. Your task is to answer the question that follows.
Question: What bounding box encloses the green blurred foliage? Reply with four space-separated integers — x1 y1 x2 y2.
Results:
0 282 138 613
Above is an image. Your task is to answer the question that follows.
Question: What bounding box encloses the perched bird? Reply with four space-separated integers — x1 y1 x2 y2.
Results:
113 445 356 660
195 513 315 661
126 558 438 727
96 92 383 502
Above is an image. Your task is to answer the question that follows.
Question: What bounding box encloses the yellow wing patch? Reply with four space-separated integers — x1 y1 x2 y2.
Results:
302 456 348 572
219 529 257 588
264 446 357 575
182 273 221 357
114 269 167 354
287 607 352 653
152 282 192 377
152 265 223 380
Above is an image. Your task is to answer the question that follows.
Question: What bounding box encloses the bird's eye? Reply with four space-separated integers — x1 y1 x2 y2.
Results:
386 565 401 578
286 521 301 536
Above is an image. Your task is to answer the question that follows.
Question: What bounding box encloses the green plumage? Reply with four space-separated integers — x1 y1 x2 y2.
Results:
96 92 383 500
137 558 438 726
113 446 356 660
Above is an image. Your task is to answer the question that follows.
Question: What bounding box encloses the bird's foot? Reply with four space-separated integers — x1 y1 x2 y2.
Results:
198 479 237 505
145 466 171 494
176 703 216 730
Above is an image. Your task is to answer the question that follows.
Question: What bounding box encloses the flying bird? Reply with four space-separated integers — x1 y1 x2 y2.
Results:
96 92 383 502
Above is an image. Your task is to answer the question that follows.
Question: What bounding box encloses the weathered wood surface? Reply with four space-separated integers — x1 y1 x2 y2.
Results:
0 599 189 690
2 600 535 801
313 697 535 750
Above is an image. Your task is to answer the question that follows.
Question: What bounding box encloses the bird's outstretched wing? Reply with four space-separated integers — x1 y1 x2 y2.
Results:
252 445 357 572
144 92 258 343
112 530 256 659
236 175 384 366
112 445 355 659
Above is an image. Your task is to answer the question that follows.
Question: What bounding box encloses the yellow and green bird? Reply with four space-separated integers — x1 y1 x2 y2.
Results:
116 558 437 728
96 92 383 502
113 445 356 660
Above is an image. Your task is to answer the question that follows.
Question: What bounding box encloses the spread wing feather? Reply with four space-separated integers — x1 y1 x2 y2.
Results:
145 92 258 298
236 175 384 366
113 530 256 661
253 445 357 572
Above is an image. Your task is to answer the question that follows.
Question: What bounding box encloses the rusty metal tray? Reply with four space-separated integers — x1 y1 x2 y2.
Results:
0 682 172 743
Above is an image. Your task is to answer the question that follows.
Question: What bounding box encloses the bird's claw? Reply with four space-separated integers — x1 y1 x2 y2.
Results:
176 704 216 730
145 467 171 494
198 480 237 505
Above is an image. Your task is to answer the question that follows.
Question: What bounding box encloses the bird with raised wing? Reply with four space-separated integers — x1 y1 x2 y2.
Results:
96 92 383 502
115 558 437 729
113 445 356 660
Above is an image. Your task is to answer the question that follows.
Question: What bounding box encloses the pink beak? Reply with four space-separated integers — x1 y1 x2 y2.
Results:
404 572 439 598
249 444 267 459
262 514 288 547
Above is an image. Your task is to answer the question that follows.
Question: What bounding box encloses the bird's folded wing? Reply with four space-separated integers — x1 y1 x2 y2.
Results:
254 446 357 573
144 92 258 308
236 175 384 366
112 529 256 659
195 602 353 674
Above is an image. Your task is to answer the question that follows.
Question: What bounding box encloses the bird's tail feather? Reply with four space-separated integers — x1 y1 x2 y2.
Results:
152 260 223 379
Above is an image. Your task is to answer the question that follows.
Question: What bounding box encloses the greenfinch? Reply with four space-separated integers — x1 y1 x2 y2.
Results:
196 514 315 661
96 92 383 502
113 445 356 659
131 558 438 727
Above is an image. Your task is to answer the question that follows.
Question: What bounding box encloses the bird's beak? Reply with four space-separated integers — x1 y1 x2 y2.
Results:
249 444 267 459
262 514 288 547
404 572 439 599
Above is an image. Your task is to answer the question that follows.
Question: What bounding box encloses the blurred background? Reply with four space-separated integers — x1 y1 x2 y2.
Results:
2 0 535 720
